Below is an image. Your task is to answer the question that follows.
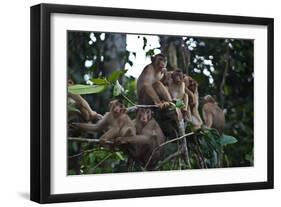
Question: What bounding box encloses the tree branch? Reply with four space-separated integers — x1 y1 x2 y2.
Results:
92 153 113 171
68 148 111 159
68 137 114 144
155 150 183 170
219 47 230 108
127 105 160 113
144 132 194 169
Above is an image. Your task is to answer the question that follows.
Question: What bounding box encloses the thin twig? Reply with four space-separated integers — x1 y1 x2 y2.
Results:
121 93 136 106
219 47 229 108
68 137 114 144
155 150 183 170
144 132 194 169
92 153 113 171
127 105 160 113
68 148 110 159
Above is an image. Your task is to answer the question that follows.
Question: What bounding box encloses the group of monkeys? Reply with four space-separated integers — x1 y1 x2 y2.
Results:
71 53 225 169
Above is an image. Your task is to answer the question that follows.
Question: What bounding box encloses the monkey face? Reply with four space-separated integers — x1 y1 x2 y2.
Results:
188 78 198 92
203 95 215 103
137 108 152 125
109 100 126 117
152 54 167 71
172 71 183 84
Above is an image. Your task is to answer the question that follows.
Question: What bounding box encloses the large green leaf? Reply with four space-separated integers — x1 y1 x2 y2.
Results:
68 84 107 95
91 78 109 85
108 69 128 83
221 135 238 146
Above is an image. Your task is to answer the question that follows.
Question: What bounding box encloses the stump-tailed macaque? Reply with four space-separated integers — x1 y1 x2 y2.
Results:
73 100 136 146
137 54 172 108
168 70 191 120
202 95 225 135
117 108 165 168
184 76 203 129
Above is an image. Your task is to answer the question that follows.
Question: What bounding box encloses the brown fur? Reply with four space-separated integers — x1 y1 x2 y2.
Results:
202 95 225 135
73 100 136 146
117 108 165 168
137 54 172 108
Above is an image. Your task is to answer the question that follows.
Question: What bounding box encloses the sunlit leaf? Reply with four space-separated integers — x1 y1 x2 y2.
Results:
91 78 109 85
175 99 185 109
221 135 238 146
115 152 125 161
68 84 107 95
108 69 128 83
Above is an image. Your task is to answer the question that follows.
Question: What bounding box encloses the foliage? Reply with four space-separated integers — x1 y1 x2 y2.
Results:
67 31 253 174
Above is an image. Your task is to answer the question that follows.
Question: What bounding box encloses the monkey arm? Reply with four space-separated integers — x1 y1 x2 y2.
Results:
99 128 119 143
203 108 213 128
74 113 110 132
142 84 162 104
74 123 101 132
182 93 189 111
185 87 196 105
68 93 91 111
153 81 172 102
68 92 101 120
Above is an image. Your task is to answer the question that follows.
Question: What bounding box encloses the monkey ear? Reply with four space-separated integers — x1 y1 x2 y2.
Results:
108 101 113 108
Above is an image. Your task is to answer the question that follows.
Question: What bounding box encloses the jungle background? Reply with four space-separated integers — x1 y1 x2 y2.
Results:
67 31 253 175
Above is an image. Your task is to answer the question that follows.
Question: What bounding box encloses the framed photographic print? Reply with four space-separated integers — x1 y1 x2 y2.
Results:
30 3 274 203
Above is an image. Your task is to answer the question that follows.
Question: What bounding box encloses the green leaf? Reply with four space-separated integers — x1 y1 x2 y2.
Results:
115 152 125 161
68 84 107 95
175 99 185 109
108 69 128 83
220 135 238 146
91 78 109 85
145 49 155 57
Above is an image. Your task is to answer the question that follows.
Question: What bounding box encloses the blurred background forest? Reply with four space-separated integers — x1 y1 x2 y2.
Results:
67 31 253 175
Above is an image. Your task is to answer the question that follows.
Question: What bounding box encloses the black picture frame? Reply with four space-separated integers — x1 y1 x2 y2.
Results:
30 3 274 204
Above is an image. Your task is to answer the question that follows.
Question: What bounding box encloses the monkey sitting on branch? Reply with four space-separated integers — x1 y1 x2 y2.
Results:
137 54 172 109
202 95 225 167
202 95 225 135
72 100 136 148
184 75 203 130
167 69 192 121
116 108 165 169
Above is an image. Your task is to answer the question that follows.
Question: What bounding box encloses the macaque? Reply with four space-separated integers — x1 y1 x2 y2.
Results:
202 95 225 135
168 70 191 120
117 108 165 168
137 54 172 108
73 100 136 146
68 79 102 122
184 76 203 129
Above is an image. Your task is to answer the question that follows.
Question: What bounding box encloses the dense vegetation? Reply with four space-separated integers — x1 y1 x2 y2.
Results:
67 31 253 175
